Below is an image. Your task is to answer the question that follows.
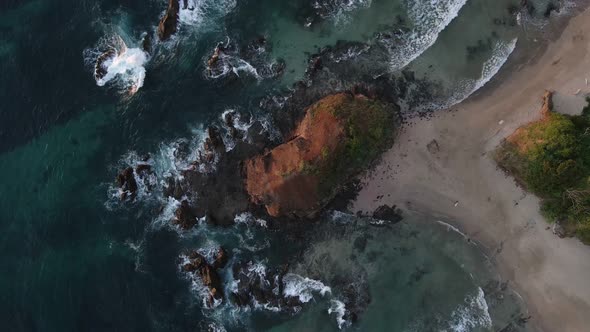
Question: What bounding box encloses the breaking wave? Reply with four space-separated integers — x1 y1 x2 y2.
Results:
84 35 148 94
445 287 492 332
177 0 237 28
421 37 517 111
388 0 468 71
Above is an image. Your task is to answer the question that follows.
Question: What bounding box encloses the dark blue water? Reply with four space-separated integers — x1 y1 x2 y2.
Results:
0 0 575 331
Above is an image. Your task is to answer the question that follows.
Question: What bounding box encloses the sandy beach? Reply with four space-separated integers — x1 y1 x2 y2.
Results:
353 6 590 332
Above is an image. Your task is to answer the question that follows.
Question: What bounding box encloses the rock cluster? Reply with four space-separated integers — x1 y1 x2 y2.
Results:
182 248 228 307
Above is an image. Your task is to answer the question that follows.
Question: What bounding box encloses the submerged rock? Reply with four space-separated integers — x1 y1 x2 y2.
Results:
158 0 180 41
244 93 399 218
372 205 403 223
116 167 138 201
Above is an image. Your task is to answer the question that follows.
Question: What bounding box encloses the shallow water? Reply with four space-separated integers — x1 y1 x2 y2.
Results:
0 0 579 330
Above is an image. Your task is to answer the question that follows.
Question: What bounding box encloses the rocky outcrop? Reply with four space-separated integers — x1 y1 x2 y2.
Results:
372 205 403 224
116 167 137 201
158 0 180 41
182 249 228 307
173 200 197 230
244 93 398 218
229 262 301 310
94 49 116 81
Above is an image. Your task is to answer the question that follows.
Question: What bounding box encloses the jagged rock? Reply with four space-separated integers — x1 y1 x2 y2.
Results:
540 90 553 115
372 205 403 223
208 43 225 68
116 167 138 201
157 0 180 41
244 93 398 218
173 200 197 230
230 262 297 310
182 249 227 306
544 2 559 17
141 33 152 54
202 126 226 163
94 49 116 81
212 247 228 269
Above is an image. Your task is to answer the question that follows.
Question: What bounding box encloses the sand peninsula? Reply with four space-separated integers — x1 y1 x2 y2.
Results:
353 6 590 332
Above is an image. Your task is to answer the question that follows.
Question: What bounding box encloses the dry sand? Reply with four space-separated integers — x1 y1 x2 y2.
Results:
353 7 590 332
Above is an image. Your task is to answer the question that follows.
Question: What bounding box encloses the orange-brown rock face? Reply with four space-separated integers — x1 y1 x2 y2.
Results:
244 93 397 218
158 0 180 41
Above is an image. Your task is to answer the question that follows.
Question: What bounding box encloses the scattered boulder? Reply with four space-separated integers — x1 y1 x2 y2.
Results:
157 0 180 41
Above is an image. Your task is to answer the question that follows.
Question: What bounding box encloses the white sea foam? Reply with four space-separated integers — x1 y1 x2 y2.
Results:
234 212 268 228
328 299 349 329
389 0 467 71
445 287 492 332
422 38 517 112
313 0 372 25
282 273 331 303
86 34 148 94
177 0 237 27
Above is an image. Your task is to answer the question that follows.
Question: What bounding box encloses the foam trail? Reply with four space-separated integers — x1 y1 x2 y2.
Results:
282 273 331 303
89 35 148 94
178 0 237 27
389 0 468 71
328 299 348 329
446 287 492 332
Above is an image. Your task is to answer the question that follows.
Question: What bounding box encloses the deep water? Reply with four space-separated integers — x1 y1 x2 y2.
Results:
0 0 579 331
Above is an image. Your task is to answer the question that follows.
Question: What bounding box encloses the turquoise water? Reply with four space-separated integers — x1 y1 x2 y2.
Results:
0 0 577 330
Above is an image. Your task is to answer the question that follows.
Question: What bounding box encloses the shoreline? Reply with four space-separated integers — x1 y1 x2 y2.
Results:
353 5 590 332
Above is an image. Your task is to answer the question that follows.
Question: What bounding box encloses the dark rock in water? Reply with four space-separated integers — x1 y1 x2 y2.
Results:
183 251 207 272
94 48 116 81
202 126 226 162
230 261 301 311
116 167 138 201
135 164 152 177
212 247 228 269
182 249 227 307
199 264 224 305
157 0 179 41
544 2 559 18
372 205 403 223
141 33 152 54
173 200 197 230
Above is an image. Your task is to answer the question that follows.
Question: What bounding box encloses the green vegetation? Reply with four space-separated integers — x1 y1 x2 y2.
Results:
495 97 590 243
318 97 397 195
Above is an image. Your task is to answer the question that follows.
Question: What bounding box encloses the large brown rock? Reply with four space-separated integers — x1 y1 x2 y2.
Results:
244 93 397 218
157 0 180 41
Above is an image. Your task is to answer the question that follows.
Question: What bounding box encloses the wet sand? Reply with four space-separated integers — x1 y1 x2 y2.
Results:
353 6 590 332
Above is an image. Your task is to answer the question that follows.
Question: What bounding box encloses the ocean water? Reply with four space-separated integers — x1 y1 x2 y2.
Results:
0 0 580 331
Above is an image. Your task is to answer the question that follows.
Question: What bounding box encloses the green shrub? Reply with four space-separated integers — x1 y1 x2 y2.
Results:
496 99 590 242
